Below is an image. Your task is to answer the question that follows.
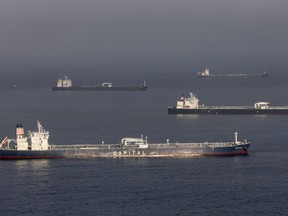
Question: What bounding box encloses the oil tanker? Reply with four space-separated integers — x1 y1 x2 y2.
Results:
168 92 288 115
0 122 250 159
197 68 268 78
52 76 148 91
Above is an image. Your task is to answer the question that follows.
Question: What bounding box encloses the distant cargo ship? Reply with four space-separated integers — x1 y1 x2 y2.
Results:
0 121 250 159
197 68 268 78
52 76 148 91
168 92 288 115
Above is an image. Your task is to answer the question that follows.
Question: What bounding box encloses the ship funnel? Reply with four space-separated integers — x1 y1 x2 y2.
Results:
15 123 29 150
16 123 25 138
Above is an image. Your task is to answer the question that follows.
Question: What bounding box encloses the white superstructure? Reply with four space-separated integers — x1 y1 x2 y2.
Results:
15 121 50 151
57 76 72 87
176 92 199 109
254 102 269 109
28 121 50 150
197 68 210 77
102 82 112 87
121 136 148 149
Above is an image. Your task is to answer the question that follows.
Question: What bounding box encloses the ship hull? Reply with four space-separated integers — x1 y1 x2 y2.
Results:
168 107 288 115
0 143 250 159
52 86 148 91
197 74 268 78
0 149 65 160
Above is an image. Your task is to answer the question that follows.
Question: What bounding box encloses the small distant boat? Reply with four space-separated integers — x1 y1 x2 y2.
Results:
197 68 268 78
0 121 250 159
168 92 288 115
52 76 148 91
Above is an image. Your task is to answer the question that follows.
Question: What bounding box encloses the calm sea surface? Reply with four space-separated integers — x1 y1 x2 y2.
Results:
0 71 287 215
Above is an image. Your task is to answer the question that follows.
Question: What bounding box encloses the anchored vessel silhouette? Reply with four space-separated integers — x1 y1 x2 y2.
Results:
52 76 148 91
168 92 288 115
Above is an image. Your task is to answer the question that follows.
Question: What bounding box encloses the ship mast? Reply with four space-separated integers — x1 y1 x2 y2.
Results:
234 132 238 144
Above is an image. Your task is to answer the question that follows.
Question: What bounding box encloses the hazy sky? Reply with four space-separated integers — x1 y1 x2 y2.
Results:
0 0 287 75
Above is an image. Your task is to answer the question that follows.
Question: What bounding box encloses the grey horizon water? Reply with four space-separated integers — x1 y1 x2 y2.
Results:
0 71 288 215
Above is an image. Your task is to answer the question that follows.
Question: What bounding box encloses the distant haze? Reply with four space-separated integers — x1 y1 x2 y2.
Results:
0 0 287 77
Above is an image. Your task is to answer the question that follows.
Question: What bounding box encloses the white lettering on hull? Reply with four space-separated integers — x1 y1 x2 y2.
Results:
112 150 146 156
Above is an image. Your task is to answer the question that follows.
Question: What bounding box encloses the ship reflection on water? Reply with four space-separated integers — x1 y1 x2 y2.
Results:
15 159 51 175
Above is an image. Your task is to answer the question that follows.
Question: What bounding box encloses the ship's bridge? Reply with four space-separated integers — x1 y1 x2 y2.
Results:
57 76 72 87
197 68 210 77
254 102 270 109
176 92 199 109
102 82 112 87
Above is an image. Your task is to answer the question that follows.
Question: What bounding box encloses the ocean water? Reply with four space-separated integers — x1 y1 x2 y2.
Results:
0 71 288 215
